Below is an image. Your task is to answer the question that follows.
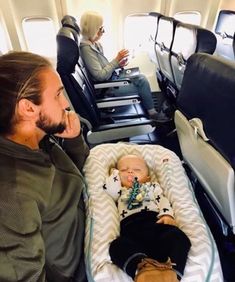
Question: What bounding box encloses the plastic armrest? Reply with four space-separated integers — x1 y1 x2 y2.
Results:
87 119 156 144
94 78 131 89
96 95 141 108
92 119 155 131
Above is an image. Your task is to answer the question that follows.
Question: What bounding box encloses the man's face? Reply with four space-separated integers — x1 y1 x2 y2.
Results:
36 68 70 135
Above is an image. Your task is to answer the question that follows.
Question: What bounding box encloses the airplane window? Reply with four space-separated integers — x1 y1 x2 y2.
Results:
124 14 154 58
0 23 11 54
22 17 56 58
174 11 201 25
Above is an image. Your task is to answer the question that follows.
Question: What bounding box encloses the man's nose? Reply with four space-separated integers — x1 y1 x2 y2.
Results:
61 92 70 108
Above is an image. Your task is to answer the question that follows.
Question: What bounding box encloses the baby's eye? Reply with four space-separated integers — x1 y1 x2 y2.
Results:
133 169 141 172
120 169 127 172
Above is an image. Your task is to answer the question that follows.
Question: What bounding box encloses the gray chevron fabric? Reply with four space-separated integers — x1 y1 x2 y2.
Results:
83 143 223 282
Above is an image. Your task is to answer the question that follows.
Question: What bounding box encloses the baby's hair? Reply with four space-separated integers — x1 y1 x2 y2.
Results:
110 153 150 175
109 153 141 175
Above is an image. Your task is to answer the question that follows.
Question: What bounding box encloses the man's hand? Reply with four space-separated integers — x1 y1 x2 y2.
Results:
156 215 177 226
56 110 81 139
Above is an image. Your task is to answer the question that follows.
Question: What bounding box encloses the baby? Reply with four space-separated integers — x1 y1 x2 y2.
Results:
106 154 191 282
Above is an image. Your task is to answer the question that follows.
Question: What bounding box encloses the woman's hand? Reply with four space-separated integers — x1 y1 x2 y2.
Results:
119 58 129 67
55 110 81 139
156 215 177 226
115 49 129 65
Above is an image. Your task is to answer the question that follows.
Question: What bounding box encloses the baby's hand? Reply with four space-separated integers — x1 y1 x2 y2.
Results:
156 215 177 226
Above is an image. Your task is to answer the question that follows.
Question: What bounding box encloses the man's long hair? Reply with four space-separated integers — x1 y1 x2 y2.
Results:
0 51 52 135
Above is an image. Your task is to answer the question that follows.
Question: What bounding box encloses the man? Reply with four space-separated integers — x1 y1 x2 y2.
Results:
0 51 89 281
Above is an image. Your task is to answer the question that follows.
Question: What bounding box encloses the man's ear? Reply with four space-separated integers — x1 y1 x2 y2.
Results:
17 99 39 119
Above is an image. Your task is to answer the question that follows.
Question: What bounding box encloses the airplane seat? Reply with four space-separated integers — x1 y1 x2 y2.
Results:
155 16 179 97
56 27 157 145
59 15 148 118
148 12 163 66
175 52 235 235
60 15 93 90
60 15 131 96
61 15 80 38
56 28 98 123
171 22 216 94
58 16 153 120
214 10 235 61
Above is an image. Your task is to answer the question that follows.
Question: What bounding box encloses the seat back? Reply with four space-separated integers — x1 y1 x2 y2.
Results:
148 12 162 66
60 15 95 94
214 10 235 61
175 53 235 233
155 16 179 84
171 22 216 90
56 27 101 127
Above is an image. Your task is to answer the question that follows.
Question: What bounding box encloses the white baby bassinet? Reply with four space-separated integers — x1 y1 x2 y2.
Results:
83 143 223 282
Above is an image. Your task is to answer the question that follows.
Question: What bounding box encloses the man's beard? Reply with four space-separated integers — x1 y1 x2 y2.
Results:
36 111 66 135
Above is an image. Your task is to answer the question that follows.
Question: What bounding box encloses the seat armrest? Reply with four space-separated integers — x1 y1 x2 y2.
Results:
96 95 140 108
87 119 156 144
93 119 155 131
94 78 131 89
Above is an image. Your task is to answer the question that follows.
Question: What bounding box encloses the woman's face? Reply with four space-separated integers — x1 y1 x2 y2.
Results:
92 26 105 42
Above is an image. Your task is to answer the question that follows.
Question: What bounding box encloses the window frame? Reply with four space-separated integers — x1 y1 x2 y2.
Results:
22 16 57 58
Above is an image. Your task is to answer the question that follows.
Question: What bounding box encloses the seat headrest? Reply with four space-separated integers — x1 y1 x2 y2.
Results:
149 12 162 19
56 27 79 75
177 53 235 167
61 15 80 34
172 22 216 60
196 26 216 54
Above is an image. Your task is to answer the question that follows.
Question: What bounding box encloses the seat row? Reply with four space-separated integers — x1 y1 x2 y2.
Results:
148 13 217 101
56 15 158 146
175 52 235 236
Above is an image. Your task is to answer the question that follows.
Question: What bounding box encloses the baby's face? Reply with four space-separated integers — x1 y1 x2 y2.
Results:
117 155 150 188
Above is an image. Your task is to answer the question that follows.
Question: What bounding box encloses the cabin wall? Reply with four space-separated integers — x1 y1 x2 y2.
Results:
219 0 235 10
0 0 61 52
